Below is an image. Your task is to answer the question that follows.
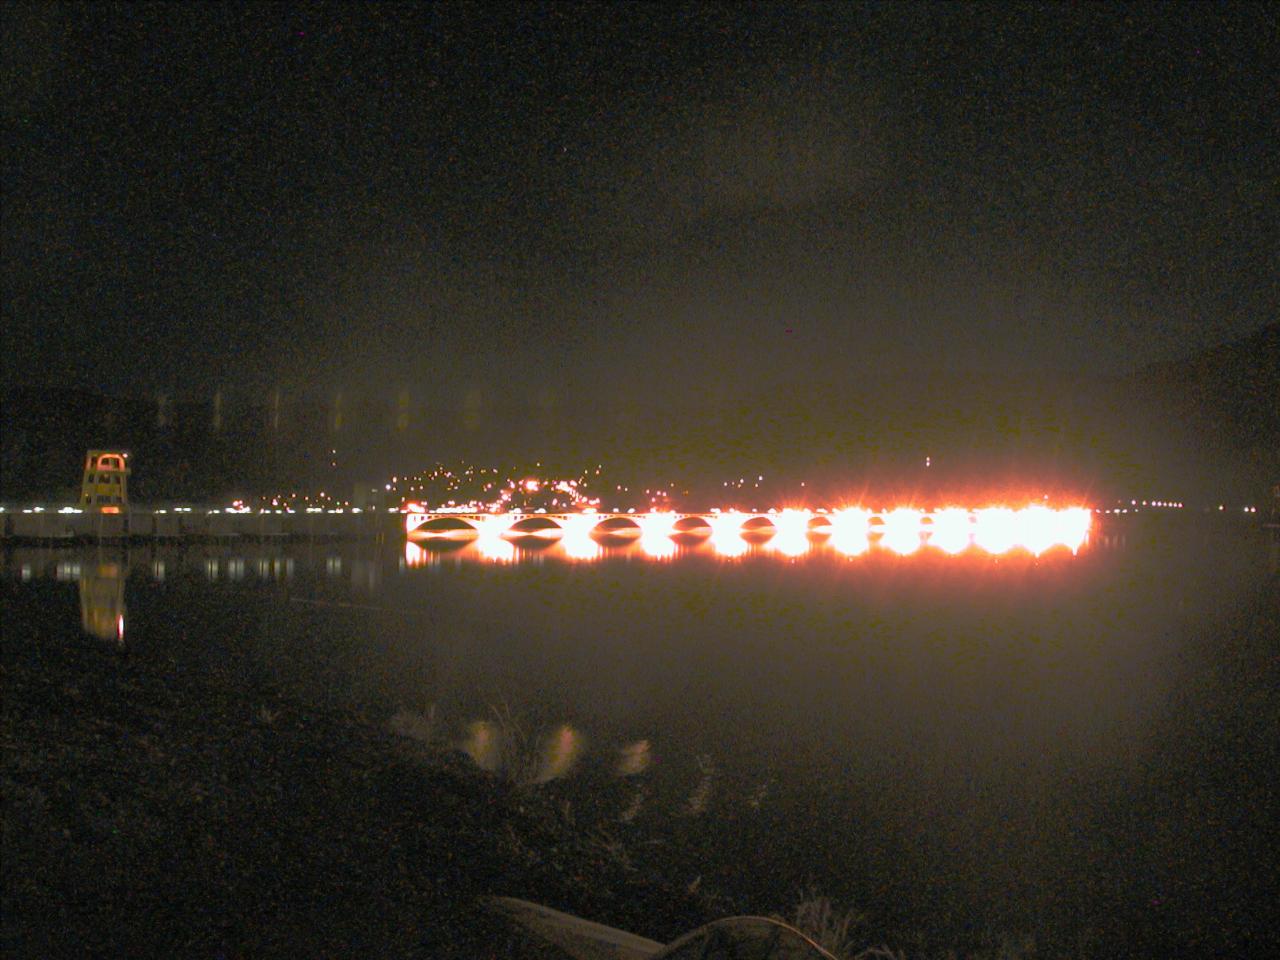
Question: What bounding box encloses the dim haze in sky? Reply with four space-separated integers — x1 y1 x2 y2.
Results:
3 3 1276 418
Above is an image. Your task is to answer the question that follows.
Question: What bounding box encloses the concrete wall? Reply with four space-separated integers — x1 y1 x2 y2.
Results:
0 507 400 541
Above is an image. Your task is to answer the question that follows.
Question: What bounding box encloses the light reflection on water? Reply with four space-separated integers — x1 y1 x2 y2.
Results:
4 524 1277 949
403 507 1093 563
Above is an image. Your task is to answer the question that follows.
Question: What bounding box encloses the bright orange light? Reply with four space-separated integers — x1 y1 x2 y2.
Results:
832 530 870 556
475 515 516 562
772 509 811 538
101 506 121 515
973 507 1019 554
559 514 600 561
928 508 971 554
881 508 923 555
831 508 873 556
1055 507 1092 552
399 505 1091 562
830 508 869 534
404 541 430 568
770 509 811 557
523 479 540 492
1017 505 1059 555
638 512 677 539
708 511 748 557
638 513 677 558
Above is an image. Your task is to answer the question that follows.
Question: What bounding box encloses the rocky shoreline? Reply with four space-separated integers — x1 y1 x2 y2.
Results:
1 584 719 958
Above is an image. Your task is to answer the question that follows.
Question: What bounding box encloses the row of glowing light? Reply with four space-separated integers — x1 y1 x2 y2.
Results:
7 506 371 516
412 507 1093 562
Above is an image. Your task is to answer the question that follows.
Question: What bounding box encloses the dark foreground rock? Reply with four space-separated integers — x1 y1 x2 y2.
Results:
1 585 714 958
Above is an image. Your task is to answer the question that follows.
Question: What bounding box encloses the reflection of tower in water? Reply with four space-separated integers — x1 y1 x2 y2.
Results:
79 561 125 646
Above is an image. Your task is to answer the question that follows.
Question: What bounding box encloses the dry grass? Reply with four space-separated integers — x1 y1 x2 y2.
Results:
784 886 867 959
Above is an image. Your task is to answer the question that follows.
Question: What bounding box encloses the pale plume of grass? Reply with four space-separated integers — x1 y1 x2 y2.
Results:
387 703 441 745
783 886 867 960
615 739 652 776
617 785 648 824
535 723 583 783
683 754 718 816
587 826 635 872
461 701 581 786
255 705 280 726
745 779 771 810
851 947 906 960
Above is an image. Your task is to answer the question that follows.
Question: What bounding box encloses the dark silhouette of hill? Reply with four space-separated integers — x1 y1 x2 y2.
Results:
0 388 332 503
1116 322 1278 502
2 325 1274 503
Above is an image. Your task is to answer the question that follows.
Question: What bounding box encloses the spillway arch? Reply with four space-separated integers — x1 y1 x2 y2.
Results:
406 512 782 543
404 507 1094 555
405 510 920 546
410 516 482 540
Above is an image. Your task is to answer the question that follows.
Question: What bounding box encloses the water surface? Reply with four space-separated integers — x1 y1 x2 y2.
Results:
5 524 1277 953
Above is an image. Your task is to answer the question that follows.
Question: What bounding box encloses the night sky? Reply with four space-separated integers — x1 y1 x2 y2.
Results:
4 3 1277 414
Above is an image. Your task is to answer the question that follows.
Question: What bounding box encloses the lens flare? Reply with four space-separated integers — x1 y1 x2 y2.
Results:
709 511 748 557
770 509 812 557
973 507 1019 554
882 508 923 555
1056 507 1092 552
928 507 972 554
1017 505 1059 555
475 515 516 562
404 541 430 568
830 508 869 535
830 528 870 556
398 505 1092 563
638 512 677 558
559 514 601 561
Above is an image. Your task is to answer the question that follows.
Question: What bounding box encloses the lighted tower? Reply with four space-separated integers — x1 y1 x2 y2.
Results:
80 451 130 513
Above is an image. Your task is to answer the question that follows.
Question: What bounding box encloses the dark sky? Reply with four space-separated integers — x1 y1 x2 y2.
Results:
3 2 1277 409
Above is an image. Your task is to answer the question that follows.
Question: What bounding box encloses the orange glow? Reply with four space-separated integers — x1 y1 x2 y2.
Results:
638 513 677 558
773 509 811 539
101 506 121 515
1017 505 1059 555
637 512 677 540
770 509 811 557
1055 507 1092 553
394 506 1092 562
973 507 1019 554
830 508 869 536
708 511 749 557
502 518 563 542
881 508 924 555
559 514 600 561
475 515 516 562
404 541 430 568
928 508 972 554
830 528 870 556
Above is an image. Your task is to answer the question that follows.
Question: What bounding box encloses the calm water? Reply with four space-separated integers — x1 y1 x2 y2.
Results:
6 524 1278 953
